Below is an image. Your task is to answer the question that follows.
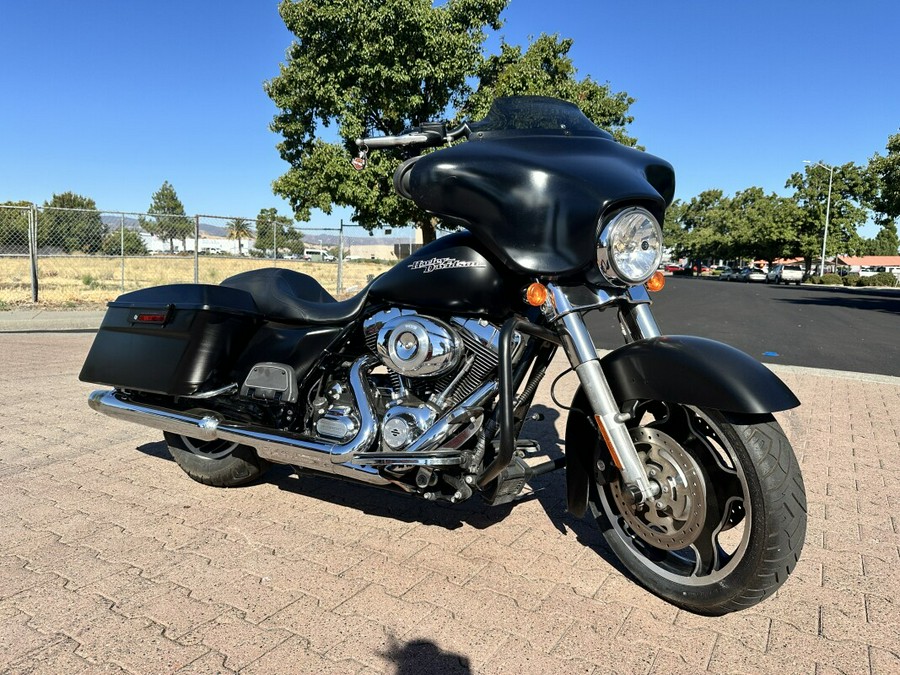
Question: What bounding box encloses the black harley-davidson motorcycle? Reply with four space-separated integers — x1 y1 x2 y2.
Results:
81 97 806 615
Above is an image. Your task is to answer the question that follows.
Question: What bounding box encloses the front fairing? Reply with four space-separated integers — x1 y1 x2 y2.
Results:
406 131 674 277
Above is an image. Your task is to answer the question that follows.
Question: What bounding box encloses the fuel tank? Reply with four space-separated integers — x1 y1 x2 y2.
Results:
369 232 524 319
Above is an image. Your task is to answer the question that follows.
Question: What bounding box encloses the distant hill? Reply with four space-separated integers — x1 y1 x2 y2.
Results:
100 215 421 245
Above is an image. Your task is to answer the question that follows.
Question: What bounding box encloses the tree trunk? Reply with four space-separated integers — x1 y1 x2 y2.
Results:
419 219 436 245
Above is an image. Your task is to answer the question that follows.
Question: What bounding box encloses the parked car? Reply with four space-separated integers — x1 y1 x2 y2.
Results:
738 267 767 283
663 263 682 273
717 266 736 281
766 264 804 285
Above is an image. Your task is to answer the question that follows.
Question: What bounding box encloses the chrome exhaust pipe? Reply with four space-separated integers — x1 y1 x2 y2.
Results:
88 356 391 485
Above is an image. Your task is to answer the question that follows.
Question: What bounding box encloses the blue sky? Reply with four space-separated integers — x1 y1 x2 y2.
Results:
1 1 897 237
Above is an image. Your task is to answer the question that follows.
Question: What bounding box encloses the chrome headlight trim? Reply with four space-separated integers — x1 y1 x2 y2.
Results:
596 207 663 286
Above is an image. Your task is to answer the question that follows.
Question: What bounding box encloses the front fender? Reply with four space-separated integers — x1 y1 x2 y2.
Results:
564 335 799 517
600 335 799 414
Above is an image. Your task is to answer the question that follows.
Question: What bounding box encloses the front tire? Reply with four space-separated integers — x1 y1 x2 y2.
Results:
589 404 806 615
164 432 269 487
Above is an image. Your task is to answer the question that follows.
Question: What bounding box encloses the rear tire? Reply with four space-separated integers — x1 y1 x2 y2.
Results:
164 432 269 487
587 404 806 615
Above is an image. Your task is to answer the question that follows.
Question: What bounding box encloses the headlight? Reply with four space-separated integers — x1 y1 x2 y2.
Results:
596 207 663 285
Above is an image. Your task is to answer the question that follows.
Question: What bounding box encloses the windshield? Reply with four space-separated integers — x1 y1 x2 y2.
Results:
467 96 614 140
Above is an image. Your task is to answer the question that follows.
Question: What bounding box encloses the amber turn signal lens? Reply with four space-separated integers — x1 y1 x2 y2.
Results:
525 282 549 307
645 271 666 292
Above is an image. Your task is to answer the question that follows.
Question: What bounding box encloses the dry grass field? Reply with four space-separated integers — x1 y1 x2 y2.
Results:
0 255 394 308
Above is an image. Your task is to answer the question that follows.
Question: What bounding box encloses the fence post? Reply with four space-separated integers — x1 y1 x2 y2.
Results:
337 219 344 296
273 222 278 267
28 205 38 303
194 215 200 284
120 213 126 292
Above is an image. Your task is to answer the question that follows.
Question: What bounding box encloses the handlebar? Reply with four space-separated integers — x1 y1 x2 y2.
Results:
356 121 469 151
356 133 434 149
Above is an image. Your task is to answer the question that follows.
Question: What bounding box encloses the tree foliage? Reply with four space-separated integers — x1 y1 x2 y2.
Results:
868 132 900 225
226 218 252 255
40 192 106 253
267 0 506 242
785 162 869 265
145 181 192 253
101 228 148 256
254 207 303 257
0 201 32 252
865 132 900 255
266 0 640 241
463 34 637 146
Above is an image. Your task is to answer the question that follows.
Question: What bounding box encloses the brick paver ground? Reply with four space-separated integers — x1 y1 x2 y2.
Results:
1 332 898 674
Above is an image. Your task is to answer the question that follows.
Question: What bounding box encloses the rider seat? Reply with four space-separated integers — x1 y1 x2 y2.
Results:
221 268 370 325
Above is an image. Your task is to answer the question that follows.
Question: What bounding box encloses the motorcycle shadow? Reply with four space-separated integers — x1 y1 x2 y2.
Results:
135 414 623 571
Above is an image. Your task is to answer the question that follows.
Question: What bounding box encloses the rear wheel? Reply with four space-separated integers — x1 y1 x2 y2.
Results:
588 403 806 615
164 432 269 487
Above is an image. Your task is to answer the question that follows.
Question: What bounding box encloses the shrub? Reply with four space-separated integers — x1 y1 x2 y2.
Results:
842 273 861 287
863 272 899 288
820 273 843 286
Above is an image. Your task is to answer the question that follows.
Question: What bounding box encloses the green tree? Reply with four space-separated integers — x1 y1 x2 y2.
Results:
868 132 900 224
864 221 900 255
463 33 638 146
254 208 304 257
267 0 507 243
785 162 869 270
226 217 252 255
40 192 105 253
866 132 900 255
666 190 734 263
729 188 800 268
145 181 192 253
100 229 148 256
0 201 32 252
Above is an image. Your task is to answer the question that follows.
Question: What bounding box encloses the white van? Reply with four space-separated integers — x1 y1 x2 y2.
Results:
303 248 336 262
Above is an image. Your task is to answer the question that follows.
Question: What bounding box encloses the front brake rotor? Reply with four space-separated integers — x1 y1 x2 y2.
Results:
609 427 707 550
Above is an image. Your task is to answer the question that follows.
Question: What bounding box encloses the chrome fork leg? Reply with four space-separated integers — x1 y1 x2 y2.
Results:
548 284 656 503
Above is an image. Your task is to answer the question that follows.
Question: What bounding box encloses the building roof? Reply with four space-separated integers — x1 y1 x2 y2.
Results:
836 255 900 266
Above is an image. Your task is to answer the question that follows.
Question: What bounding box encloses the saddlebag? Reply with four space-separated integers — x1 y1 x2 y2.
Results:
79 284 260 396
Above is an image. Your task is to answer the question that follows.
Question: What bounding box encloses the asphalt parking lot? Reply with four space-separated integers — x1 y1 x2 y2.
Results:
587 277 900 376
1 332 899 674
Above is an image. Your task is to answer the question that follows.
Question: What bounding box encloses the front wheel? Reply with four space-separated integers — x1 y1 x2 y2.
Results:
589 403 806 615
164 432 269 487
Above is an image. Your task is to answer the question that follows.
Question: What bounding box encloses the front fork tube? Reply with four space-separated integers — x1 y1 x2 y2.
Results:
619 290 661 342
549 284 658 503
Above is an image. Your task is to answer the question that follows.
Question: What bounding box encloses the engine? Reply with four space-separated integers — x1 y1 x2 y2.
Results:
310 309 509 458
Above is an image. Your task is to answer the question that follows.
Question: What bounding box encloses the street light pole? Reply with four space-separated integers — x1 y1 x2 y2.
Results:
804 160 837 277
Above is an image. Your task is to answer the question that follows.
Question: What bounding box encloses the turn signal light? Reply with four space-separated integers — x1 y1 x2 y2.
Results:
525 282 549 307
645 271 666 293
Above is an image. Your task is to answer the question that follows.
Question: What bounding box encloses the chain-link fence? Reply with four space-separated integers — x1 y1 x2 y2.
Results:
0 204 417 308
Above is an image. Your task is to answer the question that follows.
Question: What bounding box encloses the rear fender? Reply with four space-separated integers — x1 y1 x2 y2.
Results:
565 335 799 517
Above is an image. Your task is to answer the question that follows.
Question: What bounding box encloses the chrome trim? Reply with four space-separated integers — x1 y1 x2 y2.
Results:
546 284 616 322
626 285 652 304
381 380 496 458
182 383 239 399
353 452 464 467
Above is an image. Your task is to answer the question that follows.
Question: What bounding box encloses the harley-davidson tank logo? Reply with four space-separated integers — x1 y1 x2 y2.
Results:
407 257 486 274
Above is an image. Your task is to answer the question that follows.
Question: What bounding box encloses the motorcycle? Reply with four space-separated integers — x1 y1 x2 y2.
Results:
80 96 806 615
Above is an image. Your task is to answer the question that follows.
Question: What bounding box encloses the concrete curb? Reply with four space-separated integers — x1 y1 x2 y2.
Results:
0 309 106 332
